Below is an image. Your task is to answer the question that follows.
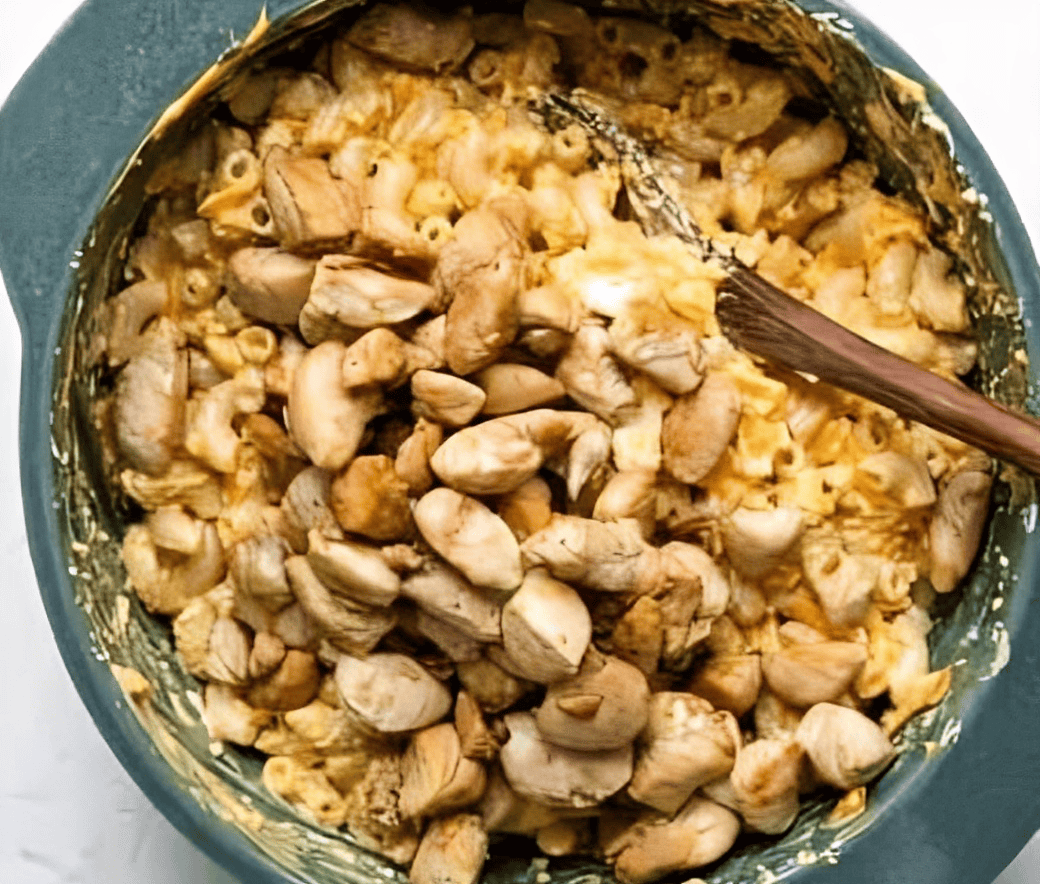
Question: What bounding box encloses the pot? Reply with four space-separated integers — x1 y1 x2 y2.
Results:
1 2 1039 883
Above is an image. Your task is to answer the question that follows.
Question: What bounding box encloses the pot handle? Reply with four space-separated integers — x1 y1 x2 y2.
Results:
0 0 264 351
0 54 87 352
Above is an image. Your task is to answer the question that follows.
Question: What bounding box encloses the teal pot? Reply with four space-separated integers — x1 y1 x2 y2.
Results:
1 2 1038 883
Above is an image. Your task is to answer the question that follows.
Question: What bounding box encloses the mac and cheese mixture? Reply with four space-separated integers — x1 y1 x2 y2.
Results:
99 3 992 882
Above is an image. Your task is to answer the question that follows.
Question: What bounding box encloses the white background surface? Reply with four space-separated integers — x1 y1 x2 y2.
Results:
0 1 1038 882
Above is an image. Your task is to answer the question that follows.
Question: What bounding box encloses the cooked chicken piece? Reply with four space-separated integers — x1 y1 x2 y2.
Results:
184 367 266 474
287 340 383 471
473 363 566 415
627 693 740 815
761 641 868 708
264 147 361 248
456 657 533 714
728 738 804 834
478 768 569 836
436 193 528 374
555 323 637 424
500 711 633 809
334 652 453 733
304 257 440 331
606 796 741 884
593 469 657 539
608 312 702 395
248 632 288 681
247 649 322 711
928 469 992 593
395 418 445 497
413 488 523 591
454 691 500 760
430 409 611 499
347 4 475 73
122 520 224 616
285 555 396 655
409 607 484 663
800 532 880 628
305 529 402 607
227 247 316 325
535 651 651 751
342 751 422 865
262 755 348 827
119 460 224 520
280 465 343 546
400 723 487 818
113 320 187 476
340 327 430 390
411 370 487 426
173 587 251 685
856 451 936 508
500 569 592 684
252 698 374 756
402 562 503 644
201 683 271 746
330 455 414 542
687 654 763 718
795 703 896 790
610 596 665 675
519 515 646 593
536 817 592 857
721 506 805 579
409 814 489 884
661 372 740 485
521 518 730 655
497 477 554 542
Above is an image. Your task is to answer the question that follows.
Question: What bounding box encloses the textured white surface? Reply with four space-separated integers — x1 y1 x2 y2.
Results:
0 2 1037 882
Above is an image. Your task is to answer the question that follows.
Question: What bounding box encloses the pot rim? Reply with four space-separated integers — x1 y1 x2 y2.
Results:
1 2 1038 883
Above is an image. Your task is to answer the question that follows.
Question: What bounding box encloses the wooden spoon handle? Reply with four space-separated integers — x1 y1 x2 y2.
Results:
535 90 1040 475
718 266 1040 474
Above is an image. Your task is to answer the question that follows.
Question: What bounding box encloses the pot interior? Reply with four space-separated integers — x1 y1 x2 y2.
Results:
50 2 1038 882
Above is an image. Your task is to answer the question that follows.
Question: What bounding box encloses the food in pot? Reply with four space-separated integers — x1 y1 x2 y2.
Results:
96 3 992 881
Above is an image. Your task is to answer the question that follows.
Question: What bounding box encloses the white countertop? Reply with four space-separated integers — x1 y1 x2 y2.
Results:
1 2 1038 882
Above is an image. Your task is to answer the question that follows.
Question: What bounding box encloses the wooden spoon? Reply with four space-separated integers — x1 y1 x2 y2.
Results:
535 92 1040 476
